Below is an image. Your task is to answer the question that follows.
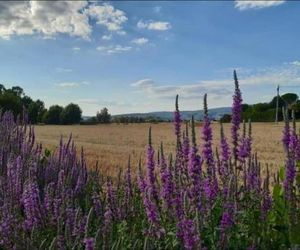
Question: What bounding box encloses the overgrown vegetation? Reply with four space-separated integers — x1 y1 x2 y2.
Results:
0 71 299 249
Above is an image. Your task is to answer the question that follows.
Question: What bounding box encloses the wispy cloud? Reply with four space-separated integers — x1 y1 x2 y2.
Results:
131 79 231 100
131 37 149 45
102 34 112 40
56 81 90 88
78 98 131 107
72 47 81 52
55 67 73 73
137 20 171 31
290 61 300 67
153 6 162 13
56 82 80 88
235 1 285 10
97 45 132 54
132 62 300 101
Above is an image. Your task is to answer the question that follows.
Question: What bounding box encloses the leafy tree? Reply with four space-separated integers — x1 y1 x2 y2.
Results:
281 93 299 109
220 114 231 123
28 100 46 124
80 117 98 125
269 96 285 109
0 84 6 94
0 91 22 117
241 104 250 112
10 86 24 97
42 105 63 124
22 95 33 108
252 102 271 112
60 103 82 125
96 107 111 123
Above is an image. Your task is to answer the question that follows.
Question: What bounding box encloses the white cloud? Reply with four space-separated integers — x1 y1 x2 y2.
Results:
102 34 112 40
0 1 127 40
131 79 154 88
153 6 162 13
72 47 81 51
56 82 80 88
55 67 73 73
131 79 231 100
131 62 300 100
116 30 126 36
131 37 149 45
87 3 127 32
55 81 89 88
290 61 300 66
97 45 132 54
235 1 285 10
137 20 171 31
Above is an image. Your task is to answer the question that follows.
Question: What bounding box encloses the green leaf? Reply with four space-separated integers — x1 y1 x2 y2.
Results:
290 223 300 245
279 166 285 181
273 184 282 199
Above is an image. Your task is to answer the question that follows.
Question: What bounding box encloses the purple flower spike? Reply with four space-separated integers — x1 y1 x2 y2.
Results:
202 94 214 169
282 108 290 152
202 94 218 201
219 123 231 178
174 94 182 146
284 158 296 201
146 127 159 202
231 70 243 164
21 180 42 231
177 218 200 250
188 116 203 212
182 123 190 163
160 142 174 211
219 202 234 248
84 237 95 250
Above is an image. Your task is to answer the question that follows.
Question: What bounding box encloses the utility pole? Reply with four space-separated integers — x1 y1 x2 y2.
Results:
275 85 279 124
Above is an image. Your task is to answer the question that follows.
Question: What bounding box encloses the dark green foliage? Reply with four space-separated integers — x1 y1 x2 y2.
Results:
0 91 22 116
10 86 24 97
60 103 82 125
28 100 46 124
96 107 111 123
42 105 64 124
281 93 298 107
113 115 164 124
0 84 84 125
241 93 299 122
80 117 98 125
22 95 33 108
220 114 231 123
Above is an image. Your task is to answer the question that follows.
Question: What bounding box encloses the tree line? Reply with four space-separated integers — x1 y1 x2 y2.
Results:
1 84 299 125
0 84 82 124
220 92 300 122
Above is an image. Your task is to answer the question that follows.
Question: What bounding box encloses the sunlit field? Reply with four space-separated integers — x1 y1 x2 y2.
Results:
2 1 300 248
34 122 290 177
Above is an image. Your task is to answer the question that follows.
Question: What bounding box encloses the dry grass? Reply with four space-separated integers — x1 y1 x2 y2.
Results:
34 122 290 177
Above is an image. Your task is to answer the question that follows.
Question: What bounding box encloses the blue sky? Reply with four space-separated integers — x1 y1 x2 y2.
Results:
0 0 299 115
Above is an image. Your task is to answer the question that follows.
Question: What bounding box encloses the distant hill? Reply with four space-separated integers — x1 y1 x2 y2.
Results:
112 107 231 121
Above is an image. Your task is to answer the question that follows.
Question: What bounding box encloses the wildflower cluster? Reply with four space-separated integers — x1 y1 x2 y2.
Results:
0 71 299 249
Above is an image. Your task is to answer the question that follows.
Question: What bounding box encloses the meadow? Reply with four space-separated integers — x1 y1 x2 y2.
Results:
34 122 288 177
0 72 299 249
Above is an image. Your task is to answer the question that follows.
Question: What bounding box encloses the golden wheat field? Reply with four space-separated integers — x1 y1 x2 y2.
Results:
33 122 293 177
